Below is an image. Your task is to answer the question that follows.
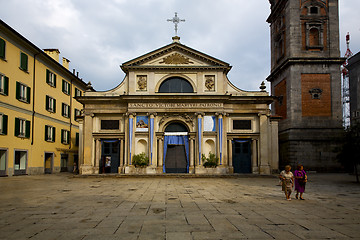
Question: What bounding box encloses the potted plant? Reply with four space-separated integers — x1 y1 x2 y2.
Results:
132 152 149 168
202 152 219 168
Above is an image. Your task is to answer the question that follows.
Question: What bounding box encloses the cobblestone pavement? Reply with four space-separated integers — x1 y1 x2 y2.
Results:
0 173 359 239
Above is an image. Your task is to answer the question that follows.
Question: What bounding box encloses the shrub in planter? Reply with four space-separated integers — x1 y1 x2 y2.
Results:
132 152 149 167
202 152 219 168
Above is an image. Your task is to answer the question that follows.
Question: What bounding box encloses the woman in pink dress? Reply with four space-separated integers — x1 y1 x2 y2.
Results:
294 164 307 200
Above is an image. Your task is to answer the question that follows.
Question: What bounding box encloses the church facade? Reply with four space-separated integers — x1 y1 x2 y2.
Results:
77 37 280 175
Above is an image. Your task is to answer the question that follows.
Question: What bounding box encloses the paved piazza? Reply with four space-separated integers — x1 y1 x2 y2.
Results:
0 174 359 239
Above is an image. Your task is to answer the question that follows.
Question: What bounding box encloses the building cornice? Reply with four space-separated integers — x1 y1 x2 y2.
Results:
267 57 346 82
0 19 88 88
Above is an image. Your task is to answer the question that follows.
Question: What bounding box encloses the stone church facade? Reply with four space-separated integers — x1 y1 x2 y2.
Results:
77 37 280 175
267 0 344 171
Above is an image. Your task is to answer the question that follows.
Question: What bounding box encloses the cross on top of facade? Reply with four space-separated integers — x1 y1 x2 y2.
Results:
167 12 185 36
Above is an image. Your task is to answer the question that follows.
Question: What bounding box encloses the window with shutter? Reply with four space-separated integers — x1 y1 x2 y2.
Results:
0 74 9 95
20 52 28 71
45 125 55 142
15 118 29 138
46 96 56 113
0 38 5 59
61 129 70 144
75 88 82 97
16 82 30 103
14 118 20 136
0 113 8 135
62 80 70 95
46 69 56 87
74 109 81 121
25 120 30 138
62 103 70 118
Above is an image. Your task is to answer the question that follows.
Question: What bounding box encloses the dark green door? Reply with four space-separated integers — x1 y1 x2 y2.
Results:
232 140 252 173
165 145 187 173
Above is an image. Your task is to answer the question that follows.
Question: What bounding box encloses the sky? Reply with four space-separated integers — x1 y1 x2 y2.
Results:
1 0 359 92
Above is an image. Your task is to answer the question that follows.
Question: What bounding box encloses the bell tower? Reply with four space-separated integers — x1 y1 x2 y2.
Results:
267 0 344 171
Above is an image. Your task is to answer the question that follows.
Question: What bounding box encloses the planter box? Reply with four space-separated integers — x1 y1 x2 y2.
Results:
124 165 157 174
195 166 228 175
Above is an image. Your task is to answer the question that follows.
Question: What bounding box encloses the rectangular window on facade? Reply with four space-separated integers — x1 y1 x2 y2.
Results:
62 80 70 95
0 74 9 95
74 109 81 121
62 103 70 118
233 120 252 130
75 88 82 97
46 96 56 113
0 113 8 135
0 38 5 59
15 118 30 138
16 82 30 103
20 52 28 71
45 125 55 142
101 120 119 130
61 129 70 144
46 69 56 87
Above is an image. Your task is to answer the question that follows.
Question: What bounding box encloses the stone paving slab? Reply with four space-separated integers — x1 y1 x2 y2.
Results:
0 173 360 239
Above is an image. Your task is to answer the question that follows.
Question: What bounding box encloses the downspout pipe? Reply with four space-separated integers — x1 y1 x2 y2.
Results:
31 52 40 145
69 79 73 150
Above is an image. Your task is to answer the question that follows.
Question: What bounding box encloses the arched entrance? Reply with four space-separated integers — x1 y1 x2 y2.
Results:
163 122 189 173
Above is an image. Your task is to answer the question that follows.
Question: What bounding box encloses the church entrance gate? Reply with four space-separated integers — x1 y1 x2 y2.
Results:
100 140 120 173
232 139 252 173
165 145 187 173
163 122 190 173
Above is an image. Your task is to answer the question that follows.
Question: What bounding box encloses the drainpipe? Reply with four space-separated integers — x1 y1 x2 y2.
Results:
31 53 40 145
69 79 73 150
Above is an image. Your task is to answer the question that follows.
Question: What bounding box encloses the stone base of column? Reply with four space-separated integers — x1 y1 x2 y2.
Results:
156 167 164 174
252 166 259 174
259 165 271 175
188 166 195 174
118 167 125 174
228 166 234 174
79 165 97 175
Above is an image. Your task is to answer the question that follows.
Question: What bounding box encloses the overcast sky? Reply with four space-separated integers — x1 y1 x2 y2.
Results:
1 0 359 91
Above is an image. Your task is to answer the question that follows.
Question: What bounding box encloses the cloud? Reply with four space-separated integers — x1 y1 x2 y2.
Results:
1 0 359 92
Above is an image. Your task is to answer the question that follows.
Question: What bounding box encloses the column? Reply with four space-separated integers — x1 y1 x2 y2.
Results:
195 112 204 165
189 137 194 168
95 139 101 168
127 112 135 165
81 113 94 174
259 113 270 174
148 112 157 167
217 113 224 165
158 137 163 168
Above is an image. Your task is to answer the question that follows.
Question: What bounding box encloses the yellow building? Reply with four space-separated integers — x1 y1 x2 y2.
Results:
0 20 88 176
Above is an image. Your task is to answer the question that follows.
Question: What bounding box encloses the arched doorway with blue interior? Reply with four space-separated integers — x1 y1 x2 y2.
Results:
232 139 252 173
100 139 120 173
163 122 189 173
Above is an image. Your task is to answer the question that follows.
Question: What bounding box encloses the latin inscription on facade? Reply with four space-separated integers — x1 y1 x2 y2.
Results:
128 103 223 109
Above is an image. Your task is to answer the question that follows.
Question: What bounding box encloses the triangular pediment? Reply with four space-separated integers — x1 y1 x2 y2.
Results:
121 42 231 72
